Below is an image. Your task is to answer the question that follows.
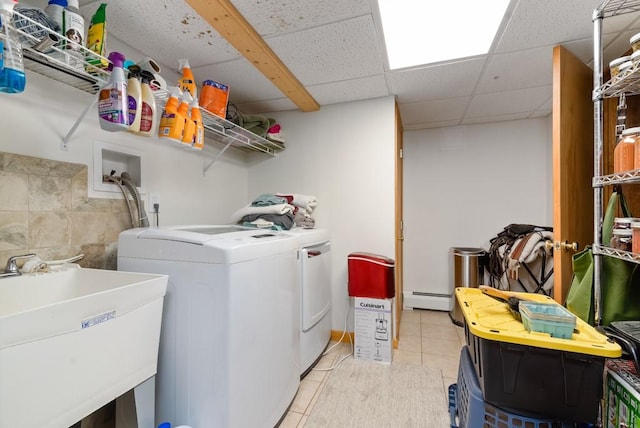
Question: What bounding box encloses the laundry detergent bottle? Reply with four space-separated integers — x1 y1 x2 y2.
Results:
138 70 157 137
190 97 204 150
175 91 193 145
126 64 142 133
98 51 129 131
158 86 183 142
0 0 26 94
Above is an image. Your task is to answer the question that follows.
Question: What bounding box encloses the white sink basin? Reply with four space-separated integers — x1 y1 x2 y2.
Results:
0 264 167 428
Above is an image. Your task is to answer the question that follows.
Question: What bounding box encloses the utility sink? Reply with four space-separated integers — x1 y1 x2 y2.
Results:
0 264 168 428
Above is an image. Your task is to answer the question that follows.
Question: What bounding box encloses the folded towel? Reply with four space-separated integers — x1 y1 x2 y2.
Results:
276 193 318 211
251 193 287 207
241 212 295 230
294 210 315 228
233 114 276 138
243 218 275 228
230 203 294 223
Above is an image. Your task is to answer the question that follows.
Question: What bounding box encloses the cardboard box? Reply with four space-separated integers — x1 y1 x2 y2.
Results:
354 297 392 364
605 359 640 428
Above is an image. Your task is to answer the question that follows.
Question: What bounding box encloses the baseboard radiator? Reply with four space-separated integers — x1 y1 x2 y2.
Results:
403 291 453 312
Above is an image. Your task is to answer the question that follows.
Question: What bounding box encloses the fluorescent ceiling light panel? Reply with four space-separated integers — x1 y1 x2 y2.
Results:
379 0 510 69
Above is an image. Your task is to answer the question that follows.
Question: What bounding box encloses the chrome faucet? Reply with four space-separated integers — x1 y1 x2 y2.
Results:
1 253 36 278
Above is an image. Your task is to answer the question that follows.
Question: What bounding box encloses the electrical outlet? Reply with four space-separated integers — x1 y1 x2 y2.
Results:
150 193 160 208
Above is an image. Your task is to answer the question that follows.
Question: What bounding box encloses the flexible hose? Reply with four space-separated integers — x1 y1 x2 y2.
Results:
121 172 149 227
105 174 137 228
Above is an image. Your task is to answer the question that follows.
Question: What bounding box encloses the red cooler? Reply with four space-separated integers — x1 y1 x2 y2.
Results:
348 252 395 299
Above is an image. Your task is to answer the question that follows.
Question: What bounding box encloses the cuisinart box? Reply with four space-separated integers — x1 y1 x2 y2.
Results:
354 297 392 364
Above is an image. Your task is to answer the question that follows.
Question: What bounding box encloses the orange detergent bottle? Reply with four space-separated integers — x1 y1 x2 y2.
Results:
175 91 193 145
191 97 204 150
158 86 183 142
178 58 197 98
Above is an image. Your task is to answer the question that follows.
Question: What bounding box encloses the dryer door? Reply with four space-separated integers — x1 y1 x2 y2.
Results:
300 242 331 332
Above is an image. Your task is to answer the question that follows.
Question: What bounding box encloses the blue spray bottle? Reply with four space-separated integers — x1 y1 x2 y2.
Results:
0 0 25 94
98 51 129 131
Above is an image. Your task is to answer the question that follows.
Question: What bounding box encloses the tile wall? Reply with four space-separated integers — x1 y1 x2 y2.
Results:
0 151 132 271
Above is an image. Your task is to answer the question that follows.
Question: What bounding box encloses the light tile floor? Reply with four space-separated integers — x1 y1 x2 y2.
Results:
281 309 465 427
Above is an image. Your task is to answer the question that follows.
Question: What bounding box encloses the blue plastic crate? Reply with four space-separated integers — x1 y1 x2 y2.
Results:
519 301 576 339
449 346 584 428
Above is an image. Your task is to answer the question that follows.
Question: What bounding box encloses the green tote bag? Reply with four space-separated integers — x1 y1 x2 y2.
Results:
566 191 640 326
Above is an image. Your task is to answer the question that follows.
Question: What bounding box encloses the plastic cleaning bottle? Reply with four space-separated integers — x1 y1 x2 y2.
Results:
85 3 107 71
126 65 142 133
138 70 157 137
158 86 183 142
43 0 66 62
190 97 204 150
176 91 193 145
44 0 66 33
0 0 25 94
98 51 128 131
62 0 84 69
177 58 196 98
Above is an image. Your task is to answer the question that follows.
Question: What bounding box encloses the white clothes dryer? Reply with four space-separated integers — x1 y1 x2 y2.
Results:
117 225 300 428
285 228 332 377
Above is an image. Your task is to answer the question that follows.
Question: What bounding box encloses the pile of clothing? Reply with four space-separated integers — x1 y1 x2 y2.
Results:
230 112 285 145
230 193 318 230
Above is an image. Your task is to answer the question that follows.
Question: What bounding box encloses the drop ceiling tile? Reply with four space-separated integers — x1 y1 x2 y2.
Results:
307 75 389 106
232 0 372 37
600 9 640 36
266 15 384 86
602 27 640 65
388 58 485 103
466 86 552 118
538 97 552 111
461 112 531 126
79 0 241 68
403 120 460 131
477 47 552 94
495 0 601 53
561 37 603 67
399 97 469 125
193 59 284 103
530 109 552 119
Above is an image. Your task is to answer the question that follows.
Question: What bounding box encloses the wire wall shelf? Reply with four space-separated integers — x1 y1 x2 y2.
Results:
8 9 283 164
594 1 640 98
596 60 640 99
594 244 640 264
596 0 640 18
593 169 640 186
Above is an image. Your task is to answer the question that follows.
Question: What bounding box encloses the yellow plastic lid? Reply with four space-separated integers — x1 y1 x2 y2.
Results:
455 287 622 358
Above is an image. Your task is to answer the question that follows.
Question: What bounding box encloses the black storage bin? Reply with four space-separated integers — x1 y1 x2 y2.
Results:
464 321 604 423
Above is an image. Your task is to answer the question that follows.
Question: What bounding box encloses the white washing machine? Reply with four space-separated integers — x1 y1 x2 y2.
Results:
117 225 300 428
285 228 332 377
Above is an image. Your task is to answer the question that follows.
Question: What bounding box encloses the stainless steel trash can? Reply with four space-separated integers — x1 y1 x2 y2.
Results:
449 247 485 326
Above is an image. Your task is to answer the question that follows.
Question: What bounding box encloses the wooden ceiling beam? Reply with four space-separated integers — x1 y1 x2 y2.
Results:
185 0 320 112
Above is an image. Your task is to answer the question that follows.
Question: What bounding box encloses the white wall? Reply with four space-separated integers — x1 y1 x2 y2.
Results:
2 60 397 333
403 117 553 302
0 69 249 226
247 96 397 330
